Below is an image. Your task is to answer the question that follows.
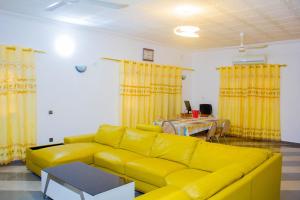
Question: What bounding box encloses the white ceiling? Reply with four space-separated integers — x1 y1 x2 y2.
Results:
0 0 300 49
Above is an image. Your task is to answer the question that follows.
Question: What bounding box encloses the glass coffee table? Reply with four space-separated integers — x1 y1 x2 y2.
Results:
41 162 134 200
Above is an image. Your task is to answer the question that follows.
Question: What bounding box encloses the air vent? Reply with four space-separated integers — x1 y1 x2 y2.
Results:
232 54 267 65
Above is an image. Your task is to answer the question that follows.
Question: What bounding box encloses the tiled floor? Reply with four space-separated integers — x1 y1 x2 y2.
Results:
0 137 299 200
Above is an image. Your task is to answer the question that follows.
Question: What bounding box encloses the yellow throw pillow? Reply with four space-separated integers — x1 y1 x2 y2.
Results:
94 124 125 148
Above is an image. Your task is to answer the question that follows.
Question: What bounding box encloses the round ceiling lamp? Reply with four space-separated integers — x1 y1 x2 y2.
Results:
174 26 200 38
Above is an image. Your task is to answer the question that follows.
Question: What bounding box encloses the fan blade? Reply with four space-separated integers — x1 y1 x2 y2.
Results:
89 0 128 9
247 44 268 49
46 1 67 11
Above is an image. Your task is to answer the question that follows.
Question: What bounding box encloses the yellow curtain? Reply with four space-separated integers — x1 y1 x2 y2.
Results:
0 46 36 165
218 64 281 141
120 60 182 128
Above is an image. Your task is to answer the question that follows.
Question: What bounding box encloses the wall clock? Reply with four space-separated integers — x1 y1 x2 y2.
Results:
143 48 154 62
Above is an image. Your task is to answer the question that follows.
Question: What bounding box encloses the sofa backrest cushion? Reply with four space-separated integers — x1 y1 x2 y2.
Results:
136 124 163 133
182 164 243 200
120 128 157 156
94 124 125 148
190 142 272 174
150 133 198 165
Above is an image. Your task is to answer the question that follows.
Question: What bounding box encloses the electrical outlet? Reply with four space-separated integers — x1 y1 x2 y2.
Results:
49 138 53 142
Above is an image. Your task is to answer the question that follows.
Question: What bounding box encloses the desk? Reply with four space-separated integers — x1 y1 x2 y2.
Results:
154 117 219 136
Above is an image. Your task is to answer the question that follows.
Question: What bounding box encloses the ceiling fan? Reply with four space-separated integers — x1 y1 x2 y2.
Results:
238 32 268 53
45 0 129 11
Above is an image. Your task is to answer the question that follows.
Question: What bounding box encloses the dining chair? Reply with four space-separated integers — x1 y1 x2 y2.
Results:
215 119 231 143
206 121 217 142
161 120 177 134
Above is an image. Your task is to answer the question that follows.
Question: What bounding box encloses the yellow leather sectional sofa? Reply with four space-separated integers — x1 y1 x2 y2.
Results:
26 124 282 200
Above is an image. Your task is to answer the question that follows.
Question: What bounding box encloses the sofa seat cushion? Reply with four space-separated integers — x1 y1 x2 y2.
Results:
31 143 111 169
135 185 191 200
190 142 272 174
94 149 144 174
126 158 186 187
151 133 198 165
120 128 157 156
94 124 125 148
166 169 210 188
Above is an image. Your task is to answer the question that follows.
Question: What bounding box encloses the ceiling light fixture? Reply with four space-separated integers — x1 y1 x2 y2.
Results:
175 5 202 16
174 26 200 38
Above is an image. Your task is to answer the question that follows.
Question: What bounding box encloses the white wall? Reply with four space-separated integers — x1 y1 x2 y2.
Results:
1 12 299 144
0 13 189 145
185 40 300 143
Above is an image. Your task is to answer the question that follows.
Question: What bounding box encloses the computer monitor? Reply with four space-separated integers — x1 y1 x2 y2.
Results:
199 104 212 116
184 100 192 114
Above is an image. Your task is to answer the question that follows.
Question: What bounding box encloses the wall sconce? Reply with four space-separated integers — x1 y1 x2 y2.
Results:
75 65 87 73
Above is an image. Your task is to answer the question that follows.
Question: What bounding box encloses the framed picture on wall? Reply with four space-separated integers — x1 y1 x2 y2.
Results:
143 48 154 62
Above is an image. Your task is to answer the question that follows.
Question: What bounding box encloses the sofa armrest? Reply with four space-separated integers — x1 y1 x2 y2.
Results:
207 153 282 200
182 164 243 200
64 133 96 144
249 153 282 200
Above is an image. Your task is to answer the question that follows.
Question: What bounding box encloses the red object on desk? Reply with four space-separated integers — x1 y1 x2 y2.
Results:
192 110 199 118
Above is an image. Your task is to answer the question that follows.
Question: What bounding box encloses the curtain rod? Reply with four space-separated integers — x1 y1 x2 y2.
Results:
5 46 46 54
216 64 287 70
101 57 195 71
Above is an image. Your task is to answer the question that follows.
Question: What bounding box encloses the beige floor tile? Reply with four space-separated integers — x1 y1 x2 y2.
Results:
0 166 29 173
283 156 300 162
0 181 40 191
281 147 300 153
282 166 300 173
281 180 300 191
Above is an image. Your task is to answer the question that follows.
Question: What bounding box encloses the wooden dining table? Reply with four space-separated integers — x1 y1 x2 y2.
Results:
153 117 219 136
